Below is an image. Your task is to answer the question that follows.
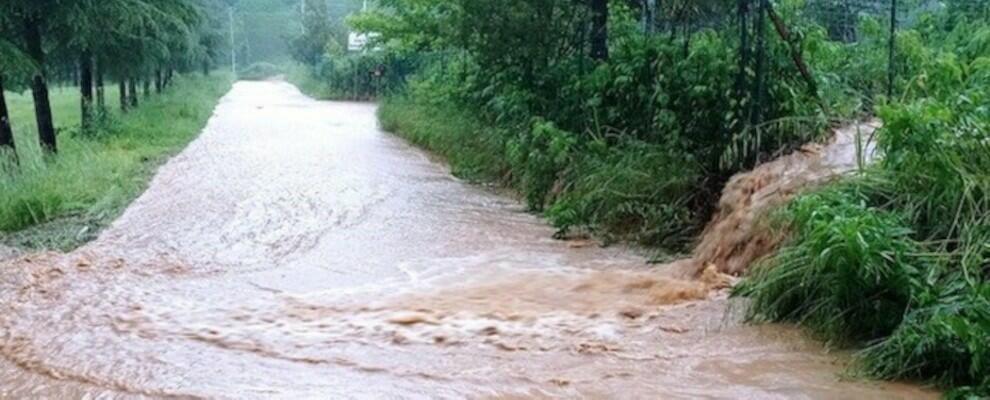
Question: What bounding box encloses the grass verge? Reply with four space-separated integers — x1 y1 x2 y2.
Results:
378 86 703 254
0 73 233 251
285 63 333 100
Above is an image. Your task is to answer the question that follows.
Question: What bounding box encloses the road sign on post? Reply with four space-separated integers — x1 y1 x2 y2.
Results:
348 32 381 52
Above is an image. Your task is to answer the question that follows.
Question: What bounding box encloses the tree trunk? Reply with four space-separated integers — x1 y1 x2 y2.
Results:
143 78 151 99
95 57 105 110
202 60 210 76
766 5 823 106
155 69 163 93
128 78 139 108
0 75 16 162
589 0 609 60
24 16 56 154
120 78 129 112
80 50 94 130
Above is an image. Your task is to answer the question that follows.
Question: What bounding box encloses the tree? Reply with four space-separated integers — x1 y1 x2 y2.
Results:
3 1 61 154
0 75 13 159
79 50 94 128
290 0 339 65
0 35 30 160
0 0 225 161
23 14 57 154
61 0 214 118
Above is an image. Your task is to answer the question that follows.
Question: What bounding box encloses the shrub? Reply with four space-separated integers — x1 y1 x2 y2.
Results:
547 140 702 248
735 186 923 343
736 30 990 393
238 62 283 81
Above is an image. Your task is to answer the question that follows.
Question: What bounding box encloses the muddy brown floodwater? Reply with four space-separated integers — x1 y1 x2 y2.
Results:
0 81 936 399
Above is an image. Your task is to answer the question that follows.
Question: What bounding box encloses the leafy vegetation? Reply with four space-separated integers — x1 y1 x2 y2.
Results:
0 0 232 155
335 0 901 250
0 0 236 247
0 74 232 250
736 10 990 396
304 0 990 394
0 0 984 394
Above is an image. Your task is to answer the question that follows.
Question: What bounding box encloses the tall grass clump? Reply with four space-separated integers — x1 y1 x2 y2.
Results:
737 186 923 343
545 139 703 248
0 73 232 250
737 19 990 395
379 60 715 251
379 94 509 183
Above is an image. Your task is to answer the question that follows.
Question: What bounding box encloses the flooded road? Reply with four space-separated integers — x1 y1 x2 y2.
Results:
0 81 935 398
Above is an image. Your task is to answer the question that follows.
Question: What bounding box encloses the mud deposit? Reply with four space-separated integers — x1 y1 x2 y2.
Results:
0 82 934 399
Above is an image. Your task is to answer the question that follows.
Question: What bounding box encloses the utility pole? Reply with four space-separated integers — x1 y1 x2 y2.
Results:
643 0 655 34
229 6 236 75
300 0 306 34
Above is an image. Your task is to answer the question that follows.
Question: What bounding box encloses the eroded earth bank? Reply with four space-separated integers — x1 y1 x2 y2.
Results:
0 82 936 399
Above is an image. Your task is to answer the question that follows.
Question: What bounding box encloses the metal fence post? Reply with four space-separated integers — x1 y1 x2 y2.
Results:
751 0 768 127
887 0 897 98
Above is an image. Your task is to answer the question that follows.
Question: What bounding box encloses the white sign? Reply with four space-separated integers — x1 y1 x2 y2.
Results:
348 32 380 52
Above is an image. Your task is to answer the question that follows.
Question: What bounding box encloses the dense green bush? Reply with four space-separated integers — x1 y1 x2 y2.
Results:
288 50 427 101
735 186 923 343
737 19 990 394
360 0 990 256
360 1 990 392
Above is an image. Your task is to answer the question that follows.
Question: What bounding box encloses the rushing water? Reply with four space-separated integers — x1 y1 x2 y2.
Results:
0 81 935 399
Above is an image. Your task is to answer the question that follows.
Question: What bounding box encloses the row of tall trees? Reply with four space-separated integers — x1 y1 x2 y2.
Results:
0 0 232 160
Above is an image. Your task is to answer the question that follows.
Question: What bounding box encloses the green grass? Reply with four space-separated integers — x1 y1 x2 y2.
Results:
378 87 705 254
378 95 509 183
735 48 990 396
0 73 233 250
285 63 333 100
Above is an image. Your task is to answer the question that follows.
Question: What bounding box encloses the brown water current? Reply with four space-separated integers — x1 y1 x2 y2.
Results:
0 81 935 399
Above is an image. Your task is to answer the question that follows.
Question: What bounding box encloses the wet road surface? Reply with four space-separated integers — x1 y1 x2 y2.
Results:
0 81 936 399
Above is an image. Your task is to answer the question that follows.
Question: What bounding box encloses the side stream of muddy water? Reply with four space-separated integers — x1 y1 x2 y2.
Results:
0 81 935 399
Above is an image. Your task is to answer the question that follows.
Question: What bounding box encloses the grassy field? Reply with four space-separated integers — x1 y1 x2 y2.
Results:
0 73 233 251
